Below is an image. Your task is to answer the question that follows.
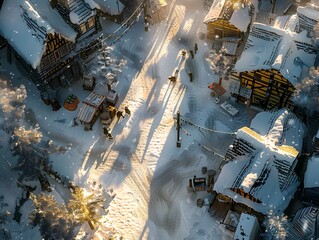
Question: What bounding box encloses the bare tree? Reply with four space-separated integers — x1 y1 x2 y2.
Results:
205 47 234 84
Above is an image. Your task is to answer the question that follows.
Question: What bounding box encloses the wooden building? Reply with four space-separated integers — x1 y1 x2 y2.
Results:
214 109 305 215
232 22 317 111
84 0 125 23
55 0 101 41
203 0 255 48
0 0 81 103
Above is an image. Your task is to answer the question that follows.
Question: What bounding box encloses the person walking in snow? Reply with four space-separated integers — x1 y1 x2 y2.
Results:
189 49 194 59
117 110 125 119
194 43 198 54
124 106 131 115
103 127 113 139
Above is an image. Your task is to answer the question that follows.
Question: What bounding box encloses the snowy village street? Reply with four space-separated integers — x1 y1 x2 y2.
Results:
75 0 257 239
81 1 220 239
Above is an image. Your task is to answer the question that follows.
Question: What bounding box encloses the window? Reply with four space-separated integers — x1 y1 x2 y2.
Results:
80 23 87 33
54 50 60 61
88 17 95 29
214 28 224 39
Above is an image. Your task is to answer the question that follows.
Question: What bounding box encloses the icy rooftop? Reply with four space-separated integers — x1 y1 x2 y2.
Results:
214 109 305 214
0 0 77 69
203 0 254 32
235 22 317 86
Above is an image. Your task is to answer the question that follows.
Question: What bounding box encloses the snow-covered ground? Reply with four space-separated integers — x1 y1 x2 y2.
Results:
0 0 260 239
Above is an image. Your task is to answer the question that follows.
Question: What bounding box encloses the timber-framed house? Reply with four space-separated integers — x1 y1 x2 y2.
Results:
203 0 255 49
53 0 101 41
232 21 317 111
52 0 102 59
214 109 305 215
0 0 82 103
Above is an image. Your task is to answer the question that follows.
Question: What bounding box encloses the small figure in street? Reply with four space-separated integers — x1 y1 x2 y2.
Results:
73 117 78 126
194 43 198 54
124 106 131 115
117 110 125 119
103 127 113 139
189 49 194 59
187 72 193 82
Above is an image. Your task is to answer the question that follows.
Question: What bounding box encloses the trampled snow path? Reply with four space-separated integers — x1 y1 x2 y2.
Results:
81 1 211 239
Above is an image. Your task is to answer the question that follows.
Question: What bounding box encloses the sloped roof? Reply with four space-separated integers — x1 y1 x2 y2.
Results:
235 22 317 87
297 5 319 33
84 0 125 15
203 0 254 32
297 5 319 22
273 14 298 31
0 0 77 69
214 109 305 214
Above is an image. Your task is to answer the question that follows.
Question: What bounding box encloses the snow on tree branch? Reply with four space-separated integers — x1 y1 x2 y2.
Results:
13 125 42 145
0 80 27 131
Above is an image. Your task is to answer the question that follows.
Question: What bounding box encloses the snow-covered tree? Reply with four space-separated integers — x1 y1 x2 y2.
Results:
262 209 290 240
0 80 27 132
29 193 76 240
11 125 48 182
10 123 67 182
293 67 319 115
68 187 105 230
206 47 234 84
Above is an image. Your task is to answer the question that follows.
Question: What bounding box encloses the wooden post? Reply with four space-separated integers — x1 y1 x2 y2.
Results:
176 111 181 148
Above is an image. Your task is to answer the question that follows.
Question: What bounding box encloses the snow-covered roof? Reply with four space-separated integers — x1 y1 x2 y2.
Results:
235 22 317 86
297 5 319 33
250 109 305 153
84 0 125 15
68 0 96 25
273 14 298 32
203 0 254 32
0 0 77 69
297 6 319 22
234 213 260 240
214 109 305 214
304 156 319 188
29 0 77 42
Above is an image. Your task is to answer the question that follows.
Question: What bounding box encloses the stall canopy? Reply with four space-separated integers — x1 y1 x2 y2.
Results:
77 92 105 124
208 82 226 96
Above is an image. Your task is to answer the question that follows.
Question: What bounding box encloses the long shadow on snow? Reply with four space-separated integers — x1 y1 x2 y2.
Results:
147 144 203 238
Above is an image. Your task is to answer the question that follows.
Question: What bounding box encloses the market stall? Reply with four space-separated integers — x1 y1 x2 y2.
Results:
77 92 106 129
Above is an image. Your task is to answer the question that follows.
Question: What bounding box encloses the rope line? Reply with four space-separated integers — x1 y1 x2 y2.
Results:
179 115 236 135
197 127 224 155
194 140 224 158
